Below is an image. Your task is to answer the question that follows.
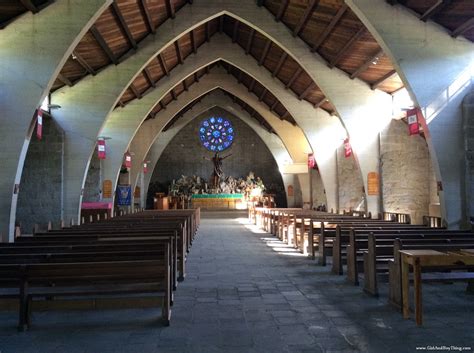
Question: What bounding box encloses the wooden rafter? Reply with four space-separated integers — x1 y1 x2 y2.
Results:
420 0 448 22
293 0 319 37
350 49 384 79
329 27 365 68
111 2 137 50
281 111 290 121
313 97 326 109
166 0 175 19
237 71 243 83
299 82 316 100
272 52 288 77
20 0 38 13
57 73 73 87
246 29 255 54
130 83 141 99
194 72 200 82
206 21 211 42
174 41 183 64
259 40 271 65
248 78 256 92
183 79 188 91
158 54 169 76
190 30 197 54
171 89 177 100
286 67 302 88
72 51 96 75
259 88 267 101
139 0 155 34
275 0 289 22
232 20 239 43
311 4 347 52
270 100 279 112
160 101 166 110
371 69 397 90
452 17 474 38
118 100 125 108
143 67 156 88
90 25 117 64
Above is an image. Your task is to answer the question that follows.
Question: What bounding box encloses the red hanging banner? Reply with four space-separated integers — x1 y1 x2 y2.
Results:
343 138 352 158
407 108 420 136
97 139 106 159
36 110 43 140
307 153 317 170
124 152 132 168
143 162 148 174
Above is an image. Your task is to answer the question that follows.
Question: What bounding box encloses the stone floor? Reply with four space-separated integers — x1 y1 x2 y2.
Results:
0 210 473 353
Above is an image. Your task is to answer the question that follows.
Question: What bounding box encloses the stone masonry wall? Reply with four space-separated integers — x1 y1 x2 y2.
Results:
337 146 366 212
83 152 101 202
16 114 63 232
149 107 286 206
311 169 327 209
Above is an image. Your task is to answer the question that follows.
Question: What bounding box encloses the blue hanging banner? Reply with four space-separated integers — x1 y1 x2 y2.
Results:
117 185 132 206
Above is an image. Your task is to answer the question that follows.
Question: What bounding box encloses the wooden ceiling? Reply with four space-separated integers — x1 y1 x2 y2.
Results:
0 0 52 28
388 0 474 42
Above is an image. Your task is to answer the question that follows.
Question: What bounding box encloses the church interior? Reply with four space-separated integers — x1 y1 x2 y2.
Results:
0 0 474 352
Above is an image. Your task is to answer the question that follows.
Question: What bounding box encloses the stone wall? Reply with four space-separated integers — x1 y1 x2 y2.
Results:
149 107 287 206
16 114 63 232
337 146 365 212
311 169 327 209
380 120 438 224
83 152 101 202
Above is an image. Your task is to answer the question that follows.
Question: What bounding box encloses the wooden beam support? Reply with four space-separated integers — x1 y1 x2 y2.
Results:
248 78 256 92
293 0 319 37
350 49 384 79
158 54 169 76
451 17 474 38
299 82 316 100
259 88 267 101
275 0 289 22
281 111 290 121
111 1 137 50
143 67 156 88
232 20 239 43
237 71 243 83
371 69 397 90
20 0 38 13
311 4 347 52
57 73 73 87
206 21 211 42
272 52 288 77
90 25 118 64
160 101 166 110
166 0 175 19
270 100 279 112
72 51 96 76
194 72 200 82
139 0 155 34
118 100 125 108
183 79 188 91
170 89 177 101
286 67 302 88
313 96 326 109
190 30 197 54
420 0 448 22
174 41 183 64
129 83 141 99
329 27 365 68
259 40 271 65
245 29 255 54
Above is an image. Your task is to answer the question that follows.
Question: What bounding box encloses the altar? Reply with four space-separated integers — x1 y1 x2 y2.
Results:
191 194 246 209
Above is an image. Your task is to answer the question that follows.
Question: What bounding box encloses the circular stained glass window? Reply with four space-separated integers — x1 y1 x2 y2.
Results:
198 116 234 152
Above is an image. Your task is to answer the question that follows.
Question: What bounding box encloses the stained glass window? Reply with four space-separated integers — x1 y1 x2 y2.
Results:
199 116 234 152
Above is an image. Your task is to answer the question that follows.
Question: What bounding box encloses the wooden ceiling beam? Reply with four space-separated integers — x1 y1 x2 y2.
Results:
259 40 271 66
57 73 73 87
281 111 290 121
299 82 316 100
272 52 288 77
313 96 326 109
371 69 397 90
451 17 474 38
293 0 319 37
174 41 183 64
237 71 243 83
329 27 365 68
232 20 239 43
183 79 188 91
420 0 449 22
158 54 169 76
270 100 279 112
72 51 96 76
205 21 211 42
130 83 142 99
118 100 125 108
248 78 256 92
143 67 156 88
350 49 384 79
139 0 155 34
311 4 347 52
111 1 137 50
20 0 38 13
194 72 200 82
166 0 175 19
190 30 197 54
170 89 177 101
90 25 118 64
245 29 255 54
286 67 302 89
259 88 267 101
275 0 289 22
160 101 166 110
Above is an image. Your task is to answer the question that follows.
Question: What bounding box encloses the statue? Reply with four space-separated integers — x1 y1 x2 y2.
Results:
204 152 232 188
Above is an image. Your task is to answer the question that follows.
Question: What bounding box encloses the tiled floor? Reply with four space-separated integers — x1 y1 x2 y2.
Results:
0 210 473 353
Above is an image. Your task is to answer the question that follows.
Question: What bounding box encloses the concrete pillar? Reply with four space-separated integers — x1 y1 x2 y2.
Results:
347 0 474 227
0 0 111 241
